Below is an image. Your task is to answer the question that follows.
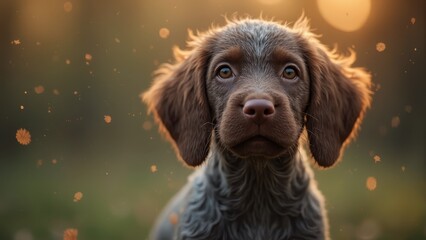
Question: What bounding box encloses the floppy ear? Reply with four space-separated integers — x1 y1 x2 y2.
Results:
142 39 213 167
304 45 372 167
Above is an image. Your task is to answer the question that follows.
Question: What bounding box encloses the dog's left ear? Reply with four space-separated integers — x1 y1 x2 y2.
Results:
303 41 372 167
142 35 214 167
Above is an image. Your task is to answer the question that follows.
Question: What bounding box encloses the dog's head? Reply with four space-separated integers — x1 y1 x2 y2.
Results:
143 17 372 168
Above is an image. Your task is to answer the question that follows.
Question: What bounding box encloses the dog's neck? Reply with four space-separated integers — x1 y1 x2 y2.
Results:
180 143 326 239
204 142 314 221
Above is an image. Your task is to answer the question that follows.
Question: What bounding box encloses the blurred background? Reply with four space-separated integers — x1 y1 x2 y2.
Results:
0 0 425 239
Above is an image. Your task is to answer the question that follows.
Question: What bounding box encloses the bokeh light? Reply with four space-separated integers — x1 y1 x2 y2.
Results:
317 0 371 32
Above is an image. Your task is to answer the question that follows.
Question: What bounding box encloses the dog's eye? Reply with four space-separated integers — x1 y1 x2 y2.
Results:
217 66 234 79
282 66 298 80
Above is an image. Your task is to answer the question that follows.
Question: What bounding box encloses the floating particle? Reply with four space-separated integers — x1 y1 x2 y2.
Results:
84 53 92 61
52 159 58 164
114 37 121 43
11 39 21 45
401 166 406 172
143 120 153 130
20 105 24 110
65 59 71 65
159 28 170 39
404 105 412 113
169 212 179 225
37 159 43 167
73 192 83 202
63 228 78 240
376 42 386 52
34 85 45 94
64 2 73 13
36 41 41 46
150 165 158 173
16 128 31 145
410 17 416 25
373 155 381 163
104 115 112 124
391 116 400 128
366 177 377 191
73 91 78 95
53 89 60 95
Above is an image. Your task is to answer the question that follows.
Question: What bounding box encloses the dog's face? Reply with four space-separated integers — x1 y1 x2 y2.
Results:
206 22 310 159
143 18 371 167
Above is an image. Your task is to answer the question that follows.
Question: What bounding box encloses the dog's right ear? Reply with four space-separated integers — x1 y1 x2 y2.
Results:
292 16 372 168
142 36 214 167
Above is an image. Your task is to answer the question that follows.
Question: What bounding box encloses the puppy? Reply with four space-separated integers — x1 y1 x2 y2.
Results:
143 16 372 240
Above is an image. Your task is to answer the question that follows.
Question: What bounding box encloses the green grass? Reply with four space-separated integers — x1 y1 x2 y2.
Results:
1 148 424 240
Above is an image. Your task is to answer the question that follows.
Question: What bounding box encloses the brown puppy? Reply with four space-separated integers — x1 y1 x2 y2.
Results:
143 16 372 240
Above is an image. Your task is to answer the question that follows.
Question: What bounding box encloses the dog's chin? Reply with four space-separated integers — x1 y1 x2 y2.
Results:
229 136 287 159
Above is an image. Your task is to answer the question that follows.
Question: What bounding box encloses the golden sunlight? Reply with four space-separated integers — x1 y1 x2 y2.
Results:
317 0 371 32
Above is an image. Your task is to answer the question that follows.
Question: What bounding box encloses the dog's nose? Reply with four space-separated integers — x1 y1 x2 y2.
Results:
243 99 275 124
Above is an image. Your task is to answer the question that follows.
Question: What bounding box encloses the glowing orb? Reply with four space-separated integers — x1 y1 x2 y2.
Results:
317 0 371 32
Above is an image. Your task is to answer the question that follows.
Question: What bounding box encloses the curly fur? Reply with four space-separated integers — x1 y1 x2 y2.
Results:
143 15 372 240
176 147 326 240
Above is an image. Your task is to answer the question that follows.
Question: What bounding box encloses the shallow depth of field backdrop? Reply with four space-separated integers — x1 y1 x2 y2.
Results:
0 0 425 239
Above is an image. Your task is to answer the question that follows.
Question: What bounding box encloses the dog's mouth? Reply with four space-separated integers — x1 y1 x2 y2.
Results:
231 135 285 158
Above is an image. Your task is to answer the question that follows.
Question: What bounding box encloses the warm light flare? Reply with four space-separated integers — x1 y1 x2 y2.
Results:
16 128 31 145
150 165 158 173
376 42 386 52
73 192 83 202
317 0 371 32
159 28 170 39
104 115 112 124
34 85 45 94
64 2 73 13
366 177 377 191
63 228 78 240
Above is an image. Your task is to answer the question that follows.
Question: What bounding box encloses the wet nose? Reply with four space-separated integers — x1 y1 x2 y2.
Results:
242 99 275 124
